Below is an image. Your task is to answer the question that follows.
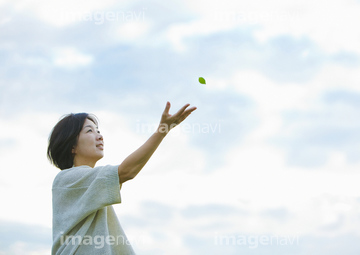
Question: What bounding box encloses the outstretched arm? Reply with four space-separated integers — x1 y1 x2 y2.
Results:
117 101 197 184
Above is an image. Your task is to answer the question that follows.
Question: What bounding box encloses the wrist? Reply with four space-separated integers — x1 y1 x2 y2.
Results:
156 123 170 137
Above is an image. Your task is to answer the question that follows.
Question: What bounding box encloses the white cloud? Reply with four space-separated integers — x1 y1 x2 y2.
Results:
0 112 60 227
4 242 50 255
187 136 360 236
167 0 360 54
164 18 236 52
308 62 360 93
174 64 360 236
252 0 360 54
51 47 93 68
109 20 152 44
206 60 360 149
9 0 123 27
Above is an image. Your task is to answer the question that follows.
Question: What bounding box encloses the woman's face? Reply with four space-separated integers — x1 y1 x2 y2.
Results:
73 118 104 167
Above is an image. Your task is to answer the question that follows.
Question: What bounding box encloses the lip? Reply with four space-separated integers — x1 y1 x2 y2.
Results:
96 143 104 149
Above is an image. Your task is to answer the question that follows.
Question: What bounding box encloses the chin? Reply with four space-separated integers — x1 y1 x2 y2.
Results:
94 154 104 162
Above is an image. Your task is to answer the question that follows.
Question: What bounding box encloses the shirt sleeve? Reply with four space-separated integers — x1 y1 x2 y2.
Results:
52 165 121 233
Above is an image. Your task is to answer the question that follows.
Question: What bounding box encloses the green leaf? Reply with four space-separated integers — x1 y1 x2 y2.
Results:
198 77 206 84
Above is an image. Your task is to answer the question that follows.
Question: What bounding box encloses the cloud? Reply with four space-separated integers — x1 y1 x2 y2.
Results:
299 233 360 255
0 112 60 226
181 203 246 219
271 88 360 167
323 89 360 108
51 47 93 69
140 200 174 221
260 207 291 222
0 220 51 255
7 0 121 27
110 21 150 43
185 0 360 55
182 231 360 255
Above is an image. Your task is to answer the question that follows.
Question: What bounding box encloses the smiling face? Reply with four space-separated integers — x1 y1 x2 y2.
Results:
72 118 104 168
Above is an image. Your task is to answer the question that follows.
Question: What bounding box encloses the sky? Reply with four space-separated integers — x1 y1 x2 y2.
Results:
1 0 360 254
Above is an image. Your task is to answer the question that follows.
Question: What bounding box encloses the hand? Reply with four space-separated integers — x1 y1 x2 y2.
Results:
157 101 197 135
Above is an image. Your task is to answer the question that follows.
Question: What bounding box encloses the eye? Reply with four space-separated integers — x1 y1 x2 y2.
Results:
87 129 93 133
97 130 101 134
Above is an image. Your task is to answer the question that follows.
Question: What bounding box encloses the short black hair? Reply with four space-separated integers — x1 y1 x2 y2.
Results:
47 113 98 170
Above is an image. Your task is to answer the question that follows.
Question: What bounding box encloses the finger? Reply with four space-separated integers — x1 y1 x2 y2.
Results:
181 107 197 117
177 112 191 124
177 107 197 123
163 101 171 115
173 103 191 118
185 106 197 113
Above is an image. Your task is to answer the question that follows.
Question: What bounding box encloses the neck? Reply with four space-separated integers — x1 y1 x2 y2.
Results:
73 157 97 168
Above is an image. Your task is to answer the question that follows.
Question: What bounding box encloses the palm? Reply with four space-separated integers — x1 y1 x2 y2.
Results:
159 101 197 133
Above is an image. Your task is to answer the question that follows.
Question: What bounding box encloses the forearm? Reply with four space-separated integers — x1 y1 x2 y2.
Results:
117 101 196 184
118 126 167 183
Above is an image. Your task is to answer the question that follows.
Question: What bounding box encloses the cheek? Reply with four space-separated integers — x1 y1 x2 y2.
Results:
75 137 90 154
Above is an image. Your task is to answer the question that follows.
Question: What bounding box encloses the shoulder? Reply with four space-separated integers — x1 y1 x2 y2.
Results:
52 165 119 189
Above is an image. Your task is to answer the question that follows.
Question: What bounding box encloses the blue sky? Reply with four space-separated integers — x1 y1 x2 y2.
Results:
1 0 360 254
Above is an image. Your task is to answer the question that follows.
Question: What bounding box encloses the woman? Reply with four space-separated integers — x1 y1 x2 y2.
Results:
48 102 196 254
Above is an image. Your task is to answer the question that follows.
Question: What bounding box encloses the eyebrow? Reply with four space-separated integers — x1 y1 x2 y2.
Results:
83 125 98 130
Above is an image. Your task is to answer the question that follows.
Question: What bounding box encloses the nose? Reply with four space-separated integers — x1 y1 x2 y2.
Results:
97 133 103 141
